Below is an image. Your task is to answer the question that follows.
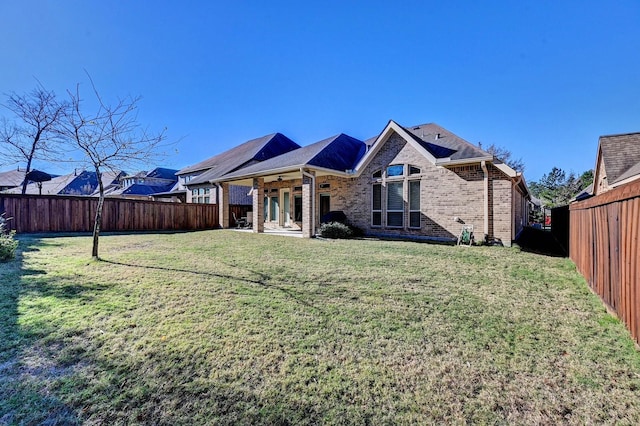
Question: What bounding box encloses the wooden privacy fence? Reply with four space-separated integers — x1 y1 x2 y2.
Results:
570 179 640 344
0 194 219 233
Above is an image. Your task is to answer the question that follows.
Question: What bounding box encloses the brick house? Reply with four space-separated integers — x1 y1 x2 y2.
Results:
593 132 640 196
190 120 529 246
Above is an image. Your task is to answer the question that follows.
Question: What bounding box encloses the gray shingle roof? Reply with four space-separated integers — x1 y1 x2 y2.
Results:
403 123 491 161
177 133 300 180
219 134 365 181
2 170 122 195
599 132 640 184
0 169 26 189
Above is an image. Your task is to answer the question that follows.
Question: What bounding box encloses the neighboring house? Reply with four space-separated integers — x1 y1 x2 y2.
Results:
0 169 27 192
593 132 640 195
2 170 122 196
101 167 179 200
176 132 300 205
192 120 530 246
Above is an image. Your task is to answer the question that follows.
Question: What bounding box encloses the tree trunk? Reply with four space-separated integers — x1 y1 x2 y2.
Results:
21 157 33 195
92 169 105 259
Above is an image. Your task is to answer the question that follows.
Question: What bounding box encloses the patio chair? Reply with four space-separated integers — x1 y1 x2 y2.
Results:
232 212 247 228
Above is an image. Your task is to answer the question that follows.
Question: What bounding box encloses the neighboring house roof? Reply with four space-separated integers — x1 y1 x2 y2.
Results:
598 132 640 185
0 169 26 189
218 133 366 182
145 167 179 180
117 183 175 196
572 183 594 202
178 132 300 179
3 170 122 196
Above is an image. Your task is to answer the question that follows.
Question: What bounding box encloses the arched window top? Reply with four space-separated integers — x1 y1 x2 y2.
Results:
386 165 404 177
372 169 382 178
409 165 421 175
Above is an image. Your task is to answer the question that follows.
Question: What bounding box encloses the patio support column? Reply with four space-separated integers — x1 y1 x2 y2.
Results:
252 178 264 233
218 183 230 228
301 170 315 238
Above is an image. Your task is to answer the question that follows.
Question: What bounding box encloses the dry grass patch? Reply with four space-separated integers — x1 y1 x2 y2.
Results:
1 230 640 424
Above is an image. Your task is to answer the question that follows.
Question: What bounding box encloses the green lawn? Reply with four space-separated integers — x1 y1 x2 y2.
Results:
1 231 640 425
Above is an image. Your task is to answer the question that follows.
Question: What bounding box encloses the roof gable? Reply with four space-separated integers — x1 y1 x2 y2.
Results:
597 132 640 184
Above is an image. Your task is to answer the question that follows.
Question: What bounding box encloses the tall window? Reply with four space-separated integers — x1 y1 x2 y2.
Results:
387 182 404 227
372 183 382 226
320 194 330 221
409 180 420 228
270 196 279 222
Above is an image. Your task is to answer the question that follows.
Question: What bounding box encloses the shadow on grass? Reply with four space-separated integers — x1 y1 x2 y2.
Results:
100 258 329 320
2 239 326 424
0 236 81 425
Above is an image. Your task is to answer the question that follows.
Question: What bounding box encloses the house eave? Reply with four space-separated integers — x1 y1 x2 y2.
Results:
212 164 352 185
435 156 494 167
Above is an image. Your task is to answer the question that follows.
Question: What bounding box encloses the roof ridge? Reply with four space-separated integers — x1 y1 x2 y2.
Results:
600 131 640 139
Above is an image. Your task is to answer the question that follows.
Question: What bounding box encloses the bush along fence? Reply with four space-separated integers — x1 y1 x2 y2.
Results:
0 194 220 233
570 179 640 345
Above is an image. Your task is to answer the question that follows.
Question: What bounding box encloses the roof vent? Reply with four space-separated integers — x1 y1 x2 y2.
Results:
413 126 420 130
435 133 441 140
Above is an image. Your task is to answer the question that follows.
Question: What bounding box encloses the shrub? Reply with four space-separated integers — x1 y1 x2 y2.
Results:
0 213 18 261
319 221 353 239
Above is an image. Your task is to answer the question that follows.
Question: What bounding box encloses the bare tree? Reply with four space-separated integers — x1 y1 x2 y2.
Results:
57 79 167 259
0 85 67 193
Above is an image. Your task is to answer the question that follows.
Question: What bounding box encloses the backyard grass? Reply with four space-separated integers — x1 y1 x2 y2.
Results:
1 230 640 425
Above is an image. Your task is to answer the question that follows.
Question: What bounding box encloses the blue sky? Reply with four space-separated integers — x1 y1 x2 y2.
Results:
1 0 639 182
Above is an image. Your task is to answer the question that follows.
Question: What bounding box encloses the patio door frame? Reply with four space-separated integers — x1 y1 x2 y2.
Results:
280 188 291 227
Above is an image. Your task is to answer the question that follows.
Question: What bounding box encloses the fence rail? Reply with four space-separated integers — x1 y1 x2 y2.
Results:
570 179 640 344
0 194 220 233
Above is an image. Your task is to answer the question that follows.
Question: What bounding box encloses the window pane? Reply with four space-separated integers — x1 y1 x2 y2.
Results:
372 170 382 178
373 212 382 226
294 196 302 221
204 197 210 204
387 165 404 177
264 197 269 221
387 212 403 227
409 166 421 175
410 212 420 228
270 196 279 221
387 182 403 210
372 184 381 210
409 181 420 210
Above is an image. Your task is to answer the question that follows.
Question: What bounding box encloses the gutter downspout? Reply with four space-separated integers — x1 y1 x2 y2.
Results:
512 175 524 240
301 168 316 237
481 161 489 242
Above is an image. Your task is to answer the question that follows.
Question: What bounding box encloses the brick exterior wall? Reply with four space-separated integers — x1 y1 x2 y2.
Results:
333 133 517 245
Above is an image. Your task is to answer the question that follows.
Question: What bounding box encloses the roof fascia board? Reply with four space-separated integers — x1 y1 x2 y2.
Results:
213 164 352 184
593 141 604 192
491 162 519 178
435 156 494 167
611 174 640 188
